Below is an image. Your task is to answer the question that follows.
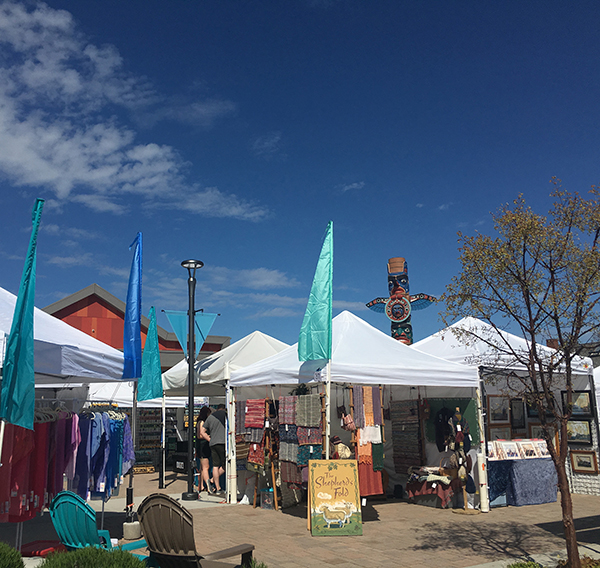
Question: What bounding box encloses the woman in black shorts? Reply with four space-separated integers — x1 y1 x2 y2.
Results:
196 406 214 492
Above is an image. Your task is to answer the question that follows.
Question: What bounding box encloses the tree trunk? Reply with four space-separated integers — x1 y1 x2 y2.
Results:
555 457 581 568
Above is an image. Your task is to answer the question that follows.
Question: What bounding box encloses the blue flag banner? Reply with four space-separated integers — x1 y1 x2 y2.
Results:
1 198 44 430
164 310 218 358
298 221 333 362
123 232 142 379
138 306 163 401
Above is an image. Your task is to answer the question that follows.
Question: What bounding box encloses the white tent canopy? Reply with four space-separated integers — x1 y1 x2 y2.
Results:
162 330 289 395
0 286 124 383
230 311 479 388
413 316 593 377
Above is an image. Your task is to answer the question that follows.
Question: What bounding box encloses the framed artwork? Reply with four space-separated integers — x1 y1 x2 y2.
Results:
488 395 510 424
498 440 521 459
570 450 598 474
489 425 511 441
528 423 559 450
487 441 499 460
510 399 526 430
517 440 539 459
526 402 538 418
535 440 551 458
562 391 593 418
566 420 592 445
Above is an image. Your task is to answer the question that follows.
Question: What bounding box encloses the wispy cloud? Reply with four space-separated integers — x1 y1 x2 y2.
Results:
416 203 425 208
438 203 452 211
339 181 365 193
41 223 99 240
251 132 283 159
333 300 368 311
205 266 301 290
0 1 269 221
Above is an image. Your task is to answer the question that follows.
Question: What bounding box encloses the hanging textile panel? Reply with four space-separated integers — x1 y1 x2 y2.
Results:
296 394 322 427
390 399 422 474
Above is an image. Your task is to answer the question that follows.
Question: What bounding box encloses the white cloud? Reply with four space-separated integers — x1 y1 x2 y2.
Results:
0 1 269 221
416 203 424 208
339 181 365 193
438 203 451 211
41 222 99 240
333 300 368 311
205 266 301 290
252 132 283 159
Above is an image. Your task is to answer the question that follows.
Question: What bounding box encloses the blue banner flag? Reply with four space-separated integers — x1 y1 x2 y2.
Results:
1 198 44 430
123 232 142 379
138 307 163 401
164 310 218 358
298 221 333 362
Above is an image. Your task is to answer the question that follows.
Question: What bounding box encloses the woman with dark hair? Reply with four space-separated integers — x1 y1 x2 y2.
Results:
196 406 215 492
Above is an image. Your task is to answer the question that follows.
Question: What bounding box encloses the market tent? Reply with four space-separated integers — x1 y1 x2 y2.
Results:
412 316 593 378
162 330 289 396
0 286 124 383
85 381 188 408
230 311 479 388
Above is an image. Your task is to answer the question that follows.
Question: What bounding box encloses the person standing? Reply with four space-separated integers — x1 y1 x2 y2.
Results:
200 403 227 494
196 406 214 493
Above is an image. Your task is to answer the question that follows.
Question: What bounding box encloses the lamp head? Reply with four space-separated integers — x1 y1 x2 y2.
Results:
181 259 204 278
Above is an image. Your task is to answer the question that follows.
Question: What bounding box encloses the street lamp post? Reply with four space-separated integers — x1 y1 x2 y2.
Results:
181 259 204 501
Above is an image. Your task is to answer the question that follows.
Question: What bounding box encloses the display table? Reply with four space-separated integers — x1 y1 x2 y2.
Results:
487 457 557 506
406 478 462 509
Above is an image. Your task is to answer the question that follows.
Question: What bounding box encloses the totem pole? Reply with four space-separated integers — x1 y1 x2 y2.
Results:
366 257 436 344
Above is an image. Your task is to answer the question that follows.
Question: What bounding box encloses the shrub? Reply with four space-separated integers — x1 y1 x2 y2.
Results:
249 559 269 568
507 563 542 568
40 547 147 568
0 541 24 568
557 556 600 568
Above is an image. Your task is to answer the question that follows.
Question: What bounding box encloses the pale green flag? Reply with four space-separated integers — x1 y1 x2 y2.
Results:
298 221 333 362
138 306 163 401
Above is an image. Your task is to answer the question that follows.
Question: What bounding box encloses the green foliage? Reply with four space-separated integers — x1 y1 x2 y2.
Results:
40 547 147 568
507 562 542 568
249 559 269 568
558 556 600 568
0 541 24 568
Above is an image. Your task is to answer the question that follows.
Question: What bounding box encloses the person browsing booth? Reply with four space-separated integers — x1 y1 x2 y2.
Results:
200 404 227 494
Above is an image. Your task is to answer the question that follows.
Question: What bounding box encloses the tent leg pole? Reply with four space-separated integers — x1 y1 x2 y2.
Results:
325 362 331 459
476 380 490 513
0 419 6 468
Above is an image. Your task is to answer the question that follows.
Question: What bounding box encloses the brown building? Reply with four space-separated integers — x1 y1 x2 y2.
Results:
42 284 230 372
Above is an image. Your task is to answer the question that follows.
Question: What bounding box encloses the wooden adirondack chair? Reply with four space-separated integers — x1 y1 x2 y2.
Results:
137 493 254 568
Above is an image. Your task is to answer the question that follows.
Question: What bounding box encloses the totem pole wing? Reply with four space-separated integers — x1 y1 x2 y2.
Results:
366 298 387 313
410 293 437 310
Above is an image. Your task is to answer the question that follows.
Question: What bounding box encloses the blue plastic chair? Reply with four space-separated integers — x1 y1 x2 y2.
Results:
49 491 147 557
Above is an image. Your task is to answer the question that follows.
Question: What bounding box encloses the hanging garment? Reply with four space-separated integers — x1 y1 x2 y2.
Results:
372 443 384 472
360 425 382 445
363 387 375 427
353 388 365 429
122 416 135 476
244 399 266 428
64 414 80 481
74 414 92 499
450 411 471 453
279 442 299 464
8 426 35 522
434 406 455 452
247 442 265 466
297 426 322 446
372 387 383 426
358 462 383 497
296 394 321 427
21 421 50 521
279 424 298 444
280 460 302 485
297 444 322 466
0 423 15 522
279 396 298 425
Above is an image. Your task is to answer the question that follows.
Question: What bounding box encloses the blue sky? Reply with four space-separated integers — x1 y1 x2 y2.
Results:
1 0 599 346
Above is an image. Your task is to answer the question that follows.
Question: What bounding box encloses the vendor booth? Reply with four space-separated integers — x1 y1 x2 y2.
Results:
229 311 483 511
413 317 599 502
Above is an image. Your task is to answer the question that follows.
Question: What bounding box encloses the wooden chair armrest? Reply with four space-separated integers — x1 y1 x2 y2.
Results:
203 543 255 561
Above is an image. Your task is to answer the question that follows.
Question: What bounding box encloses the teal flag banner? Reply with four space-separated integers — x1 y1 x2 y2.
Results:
138 306 163 401
1 198 44 430
298 221 333 362
164 310 218 358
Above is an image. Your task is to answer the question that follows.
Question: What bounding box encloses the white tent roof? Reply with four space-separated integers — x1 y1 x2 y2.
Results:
230 311 479 388
162 330 289 393
86 381 188 408
413 316 593 376
0 286 125 383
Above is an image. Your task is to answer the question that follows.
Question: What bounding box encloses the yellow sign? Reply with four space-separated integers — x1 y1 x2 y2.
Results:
308 459 362 536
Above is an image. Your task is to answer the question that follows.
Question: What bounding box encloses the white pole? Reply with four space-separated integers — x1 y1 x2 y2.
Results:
161 394 166 489
0 419 6 468
476 382 490 513
325 361 331 459
225 362 237 504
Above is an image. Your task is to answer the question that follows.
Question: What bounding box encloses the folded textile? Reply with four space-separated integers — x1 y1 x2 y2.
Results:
246 427 264 444
296 394 322 427
236 435 250 461
297 444 322 466
297 426 322 446
363 387 374 427
279 396 297 425
244 399 266 428
280 460 302 484
358 462 383 496
279 424 298 443
372 386 382 426
353 387 365 429
360 425 382 445
356 430 372 465
279 442 299 463
372 443 384 471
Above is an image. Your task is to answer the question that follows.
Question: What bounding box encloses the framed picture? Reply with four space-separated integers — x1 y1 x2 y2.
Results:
488 395 510 424
562 391 593 418
517 440 539 459
510 399 526 430
526 402 539 418
489 424 511 441
487 441 499 460
570 450 598 474
528 423 559 450
499 440 521 459
535 440 551 458
566 420 592 445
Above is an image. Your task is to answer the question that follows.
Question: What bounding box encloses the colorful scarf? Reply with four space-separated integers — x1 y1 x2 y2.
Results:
372 387 382 426
235 400 248 435
279 396 297 425
296 394 322 427
279 424 298 444
356 430 372 465
279 442 298 463
246 427 264 444
244 399 266 428
297 444 322 466
363 386 374 427
353 387 365 429
297 426 322 446
372 443 384 472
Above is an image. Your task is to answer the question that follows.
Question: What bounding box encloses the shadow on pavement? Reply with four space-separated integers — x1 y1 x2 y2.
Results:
536 515 600 546
280 501 381 522
411 521 557 560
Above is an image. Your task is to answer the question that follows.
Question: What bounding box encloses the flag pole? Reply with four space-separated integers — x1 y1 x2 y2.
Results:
325 362 331 459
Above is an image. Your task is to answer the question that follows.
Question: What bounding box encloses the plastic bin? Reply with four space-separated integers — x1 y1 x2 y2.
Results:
261 488 274 510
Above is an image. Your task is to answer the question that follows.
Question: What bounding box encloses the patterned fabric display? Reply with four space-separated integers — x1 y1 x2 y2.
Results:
236 435 250 461
279 396 297 425
297 426 322 446
246 427 264 444
372 387 382 426
279 442 298 463
372 443 384 472
363 387 374 427
296 394 322 427
353 387 365 429
356 430 372 465
244 399 266 428
235 400 248 435
297 444 322 466
280 460 302 484
279 424 298 444
247 442 265 466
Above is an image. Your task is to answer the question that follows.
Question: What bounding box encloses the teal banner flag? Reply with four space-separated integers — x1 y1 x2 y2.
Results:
164 310 218 358
1 198 44 430
123 233 142 379
138 307 163 401
298 221 333 362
